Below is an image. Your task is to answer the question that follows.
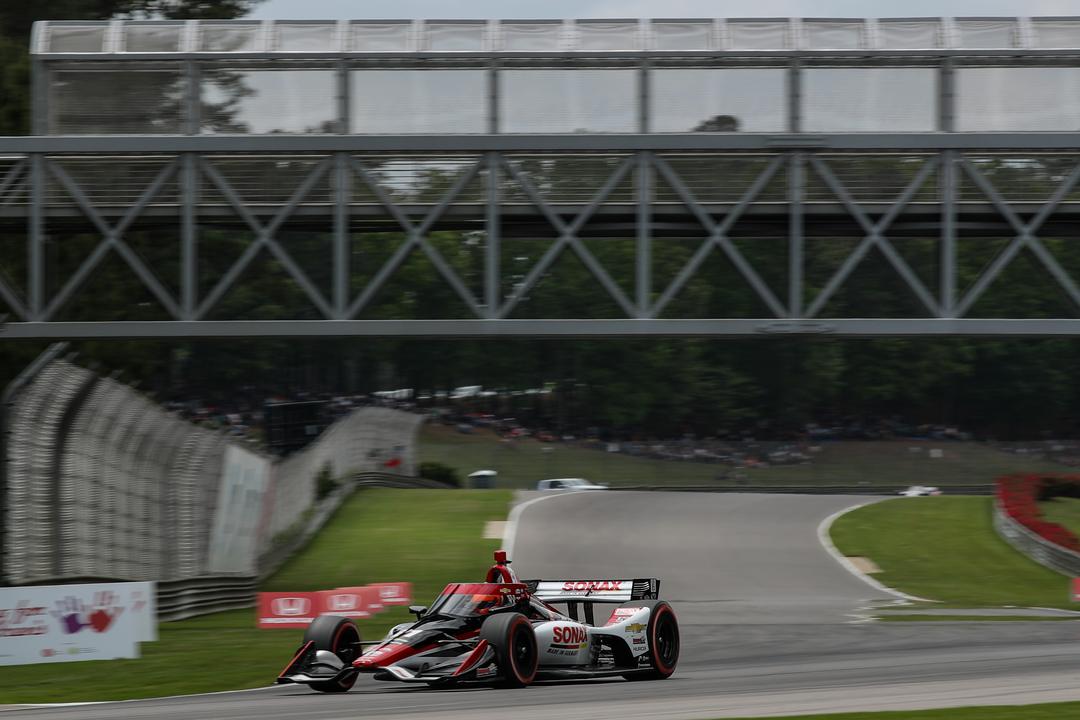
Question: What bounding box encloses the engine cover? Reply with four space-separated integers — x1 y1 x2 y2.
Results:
533 620 592 665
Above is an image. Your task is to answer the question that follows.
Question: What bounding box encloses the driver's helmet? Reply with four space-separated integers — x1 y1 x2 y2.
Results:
469 592 511 615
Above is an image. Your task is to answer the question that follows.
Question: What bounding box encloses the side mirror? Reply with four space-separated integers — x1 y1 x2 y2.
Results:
408 605 427 619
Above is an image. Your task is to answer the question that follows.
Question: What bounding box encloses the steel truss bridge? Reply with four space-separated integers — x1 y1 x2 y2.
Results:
4 135 1080 338
5 17 1080 338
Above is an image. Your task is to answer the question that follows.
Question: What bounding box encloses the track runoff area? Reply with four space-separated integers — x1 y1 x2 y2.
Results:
13 492 1080 720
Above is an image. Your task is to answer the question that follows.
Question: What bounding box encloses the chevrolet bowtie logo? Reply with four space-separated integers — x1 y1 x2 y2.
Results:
625 623 646 633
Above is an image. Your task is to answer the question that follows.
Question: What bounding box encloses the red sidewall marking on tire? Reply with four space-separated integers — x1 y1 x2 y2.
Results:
331 622 358 688
650 606 676 675
509 618 536 684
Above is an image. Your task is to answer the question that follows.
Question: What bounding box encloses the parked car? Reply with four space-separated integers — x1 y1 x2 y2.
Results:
536 478 608 491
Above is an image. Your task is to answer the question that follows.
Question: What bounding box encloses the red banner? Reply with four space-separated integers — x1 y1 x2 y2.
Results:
318 588 374 619
369 582 412 606
336 586 384 614
258 583 411 628
1073 578 1080 602
257 592 319 629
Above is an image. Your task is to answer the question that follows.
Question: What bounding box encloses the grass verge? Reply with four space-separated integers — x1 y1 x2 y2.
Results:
1040 496 1080 538
719 703 1080 719
420 424 1070 489
830 497 1075 609
0 488 511 704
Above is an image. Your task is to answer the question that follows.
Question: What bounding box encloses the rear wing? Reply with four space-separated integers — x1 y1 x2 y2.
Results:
524 579 660 624
526 579 659 603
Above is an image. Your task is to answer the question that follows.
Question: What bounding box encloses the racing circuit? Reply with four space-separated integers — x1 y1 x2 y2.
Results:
9 491 1080 719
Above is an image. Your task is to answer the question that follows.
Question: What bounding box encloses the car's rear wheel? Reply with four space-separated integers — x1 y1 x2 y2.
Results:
622 600 679 681
480 612 538 687
304 615 361 693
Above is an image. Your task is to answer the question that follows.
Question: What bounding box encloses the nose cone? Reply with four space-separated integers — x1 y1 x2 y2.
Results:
353 642 416 669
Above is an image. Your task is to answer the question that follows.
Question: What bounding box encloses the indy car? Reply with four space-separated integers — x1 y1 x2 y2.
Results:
277 550 679 691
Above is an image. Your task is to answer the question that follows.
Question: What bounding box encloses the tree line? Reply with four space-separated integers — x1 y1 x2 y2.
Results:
1 4 1079 439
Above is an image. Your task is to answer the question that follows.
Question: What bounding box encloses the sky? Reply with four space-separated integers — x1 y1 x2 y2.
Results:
250 0 1080 20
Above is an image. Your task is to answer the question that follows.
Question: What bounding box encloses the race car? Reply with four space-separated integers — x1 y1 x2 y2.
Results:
276 550 679 692
899 485 942 497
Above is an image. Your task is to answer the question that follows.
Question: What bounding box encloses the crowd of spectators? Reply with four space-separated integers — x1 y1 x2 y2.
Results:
163 390 423 447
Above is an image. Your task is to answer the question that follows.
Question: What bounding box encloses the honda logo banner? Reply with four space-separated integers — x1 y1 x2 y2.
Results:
257 592 318 629
317 590 371 619
368 582 412 606
334 587 383 615
257 584 409 628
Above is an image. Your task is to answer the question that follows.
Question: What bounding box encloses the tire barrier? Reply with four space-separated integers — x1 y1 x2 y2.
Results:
994 501 1080 577
1 354 426 593
993 474 1080 577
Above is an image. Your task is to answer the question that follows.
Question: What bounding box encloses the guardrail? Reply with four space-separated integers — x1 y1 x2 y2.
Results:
993 500 1080 577
157 576 258 622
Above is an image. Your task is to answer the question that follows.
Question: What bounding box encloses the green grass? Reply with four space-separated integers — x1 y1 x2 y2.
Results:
831 497 1075 609
420 424 1071 489
1040 496 1080 537
718 703 1080 719
0 488 511 704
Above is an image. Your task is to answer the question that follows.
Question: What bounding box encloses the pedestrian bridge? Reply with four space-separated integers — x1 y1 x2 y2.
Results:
3 17 1080 338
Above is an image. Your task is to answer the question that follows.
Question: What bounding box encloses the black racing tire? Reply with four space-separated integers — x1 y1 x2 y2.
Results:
303 615 361 693
620 600 679 681
479 612 538 687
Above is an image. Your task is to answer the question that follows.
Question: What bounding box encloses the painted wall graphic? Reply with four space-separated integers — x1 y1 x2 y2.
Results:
0 582 155 666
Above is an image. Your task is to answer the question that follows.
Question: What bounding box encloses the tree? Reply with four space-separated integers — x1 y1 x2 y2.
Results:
692 114 740 132
0 0 264 135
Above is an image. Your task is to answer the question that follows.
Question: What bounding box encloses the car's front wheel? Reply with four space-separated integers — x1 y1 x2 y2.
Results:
303 615 361 693
480 612 538 687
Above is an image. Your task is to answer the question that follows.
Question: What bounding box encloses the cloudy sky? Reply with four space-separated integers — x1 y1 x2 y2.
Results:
251 0 1080 20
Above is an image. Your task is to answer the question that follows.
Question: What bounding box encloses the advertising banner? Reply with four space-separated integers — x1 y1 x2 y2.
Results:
258 583 411 628
317 589 374 619
1073 578 1080 602
0 582 153 666
334 586 385 615
208 445 271 575
369 582 412 606
257 592 319 629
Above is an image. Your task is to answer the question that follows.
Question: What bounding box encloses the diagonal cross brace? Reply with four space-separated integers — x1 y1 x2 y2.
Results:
497 156 638 319
43 159 183 321
650 154 788 319
346 157 485 318
0 159 26 207
954 157 1080 316
805 156 942 318
0 159 29 317
197 157 335 319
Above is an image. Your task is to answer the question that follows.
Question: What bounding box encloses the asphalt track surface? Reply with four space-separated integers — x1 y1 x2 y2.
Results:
10 492 1080 719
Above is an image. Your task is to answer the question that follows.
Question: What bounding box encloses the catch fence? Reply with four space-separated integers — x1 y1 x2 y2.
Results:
1 349 422 590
